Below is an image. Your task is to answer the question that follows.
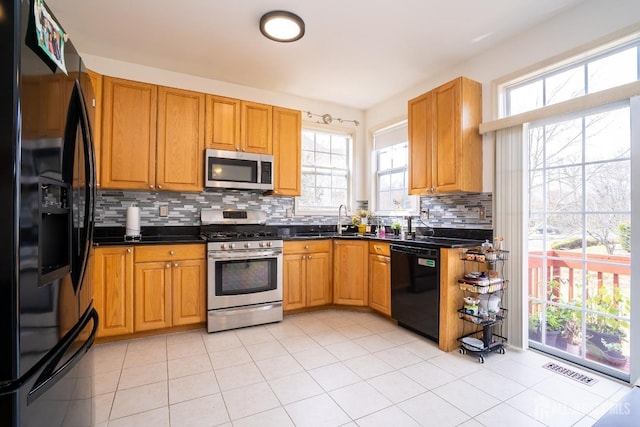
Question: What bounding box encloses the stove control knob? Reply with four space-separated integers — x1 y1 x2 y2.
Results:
220 243 226 250
258 242 264 248
230 243 235 249
245 242 250 248
266 241 272 247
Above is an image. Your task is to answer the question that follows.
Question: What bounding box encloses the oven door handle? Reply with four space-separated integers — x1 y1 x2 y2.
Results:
209 302 282 317
208 251 282 261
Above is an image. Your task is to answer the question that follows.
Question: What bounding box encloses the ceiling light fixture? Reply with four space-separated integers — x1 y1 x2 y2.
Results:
260 11 305 43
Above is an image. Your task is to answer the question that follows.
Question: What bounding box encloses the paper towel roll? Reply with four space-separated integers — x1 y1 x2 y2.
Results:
125 206 140 236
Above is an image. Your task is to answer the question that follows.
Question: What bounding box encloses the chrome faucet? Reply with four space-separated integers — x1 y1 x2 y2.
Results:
337 204 347 235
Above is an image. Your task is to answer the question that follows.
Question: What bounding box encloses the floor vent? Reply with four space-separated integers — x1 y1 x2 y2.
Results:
542 362 598 386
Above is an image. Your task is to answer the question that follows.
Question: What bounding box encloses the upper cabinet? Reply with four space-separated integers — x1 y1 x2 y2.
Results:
204 95 241 151
101 77 205 192
156 86 205 192
101 77 158 190
272 106 302 196
408 76 482 194
205 97 273 155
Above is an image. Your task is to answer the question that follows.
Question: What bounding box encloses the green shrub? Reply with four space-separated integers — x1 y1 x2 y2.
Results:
551 237 599 250
618 222 630 252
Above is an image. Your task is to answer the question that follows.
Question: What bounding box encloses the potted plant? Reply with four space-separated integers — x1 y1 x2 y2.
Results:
601 338 627 367
528 311 541 342
391 220 402 236
562 319 581 355
544 304 566 347
585 287 630 353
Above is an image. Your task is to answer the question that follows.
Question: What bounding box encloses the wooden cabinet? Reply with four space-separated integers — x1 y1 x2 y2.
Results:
134 244 206 332
101 77 206 192
241 101 273 154
101 76 158 190
205 97 273 154
86 70 103 188
333 240 368 306
368 242 391 315
93 246 134 337
408 76 482 194
156 86 205 192
283 240 332 310
439 248 467 352
205 95 241 151
272 107 302 196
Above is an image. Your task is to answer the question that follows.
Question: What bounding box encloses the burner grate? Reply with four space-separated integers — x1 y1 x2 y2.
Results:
542 362 598 386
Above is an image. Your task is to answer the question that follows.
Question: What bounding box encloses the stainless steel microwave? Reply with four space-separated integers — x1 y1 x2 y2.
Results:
205 149 274 191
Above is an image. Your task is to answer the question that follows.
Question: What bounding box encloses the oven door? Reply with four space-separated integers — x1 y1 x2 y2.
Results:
207 249 283 310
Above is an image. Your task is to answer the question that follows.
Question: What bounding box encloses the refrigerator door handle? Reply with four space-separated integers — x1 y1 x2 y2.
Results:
26 308 98 405
61 80 96 293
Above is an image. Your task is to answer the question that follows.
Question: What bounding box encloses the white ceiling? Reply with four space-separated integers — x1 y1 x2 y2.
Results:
48 0 586 110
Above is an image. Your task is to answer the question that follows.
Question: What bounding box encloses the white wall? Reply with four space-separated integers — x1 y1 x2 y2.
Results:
365 0 640 193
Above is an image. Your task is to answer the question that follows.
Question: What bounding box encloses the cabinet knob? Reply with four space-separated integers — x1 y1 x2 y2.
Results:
158 184 162 189
96 183 100 188
165 263 170 269
170 250 175 255
236 147 240 151
126 248 132 253
149 184 154 189
174 263 178 268
302 255 306 260
242 148 246 152
304 245 309 249
308 255 312 259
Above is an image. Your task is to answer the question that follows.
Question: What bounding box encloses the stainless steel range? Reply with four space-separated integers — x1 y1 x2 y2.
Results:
201 209 283 333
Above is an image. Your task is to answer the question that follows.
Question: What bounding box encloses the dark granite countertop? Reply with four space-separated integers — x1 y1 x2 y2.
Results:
92 225 490 249
93 226 205 246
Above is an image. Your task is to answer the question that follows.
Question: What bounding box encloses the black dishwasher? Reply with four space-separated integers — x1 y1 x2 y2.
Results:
390 243 440 342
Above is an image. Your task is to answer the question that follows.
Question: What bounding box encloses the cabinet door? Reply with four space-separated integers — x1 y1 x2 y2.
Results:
101 77 157 190
93 246 134 337
408 91 433 194
283 254 306 310
431 77 482 193
172 259 206 326
241 101 272 154
272 107 301 196
333 240 368 306
86 70 103 189
432 79 460 192
134 261 172 331
368 254 391 315
205 95 241 151
156 86 205 192
306 252 332 307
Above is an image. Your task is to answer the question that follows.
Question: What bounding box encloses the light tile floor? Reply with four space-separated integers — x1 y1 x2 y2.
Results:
90 310 632 426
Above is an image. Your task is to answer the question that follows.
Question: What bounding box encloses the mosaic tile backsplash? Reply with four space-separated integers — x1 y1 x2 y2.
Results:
95 190 492 229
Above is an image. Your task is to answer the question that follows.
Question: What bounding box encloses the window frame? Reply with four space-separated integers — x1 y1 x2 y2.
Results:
294 124 355 216
373 140 418 216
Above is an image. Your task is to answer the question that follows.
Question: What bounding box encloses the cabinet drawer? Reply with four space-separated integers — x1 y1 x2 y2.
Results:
369 242 390 257
284 239 331 254
135 244 205 262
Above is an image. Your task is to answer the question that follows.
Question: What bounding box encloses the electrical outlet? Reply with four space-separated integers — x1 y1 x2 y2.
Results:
159 206 168 217
478 206 486 219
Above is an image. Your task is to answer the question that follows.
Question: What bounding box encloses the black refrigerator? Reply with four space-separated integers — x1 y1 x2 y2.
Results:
0 0 99 426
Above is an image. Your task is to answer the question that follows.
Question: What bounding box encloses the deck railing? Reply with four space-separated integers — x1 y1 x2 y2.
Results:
528 250 631 302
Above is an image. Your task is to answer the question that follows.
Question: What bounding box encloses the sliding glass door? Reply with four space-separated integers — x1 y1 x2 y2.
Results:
527 102 632 381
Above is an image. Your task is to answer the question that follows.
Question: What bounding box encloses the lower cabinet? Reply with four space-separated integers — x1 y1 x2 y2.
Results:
93 246 134 337
333 240 368 306
368 242 391 315
93 244 205 338
283 240 332 310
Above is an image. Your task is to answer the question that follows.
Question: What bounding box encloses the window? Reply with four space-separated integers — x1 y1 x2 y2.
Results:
505 38 640 116
296 128 352 214
373 122 417 214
